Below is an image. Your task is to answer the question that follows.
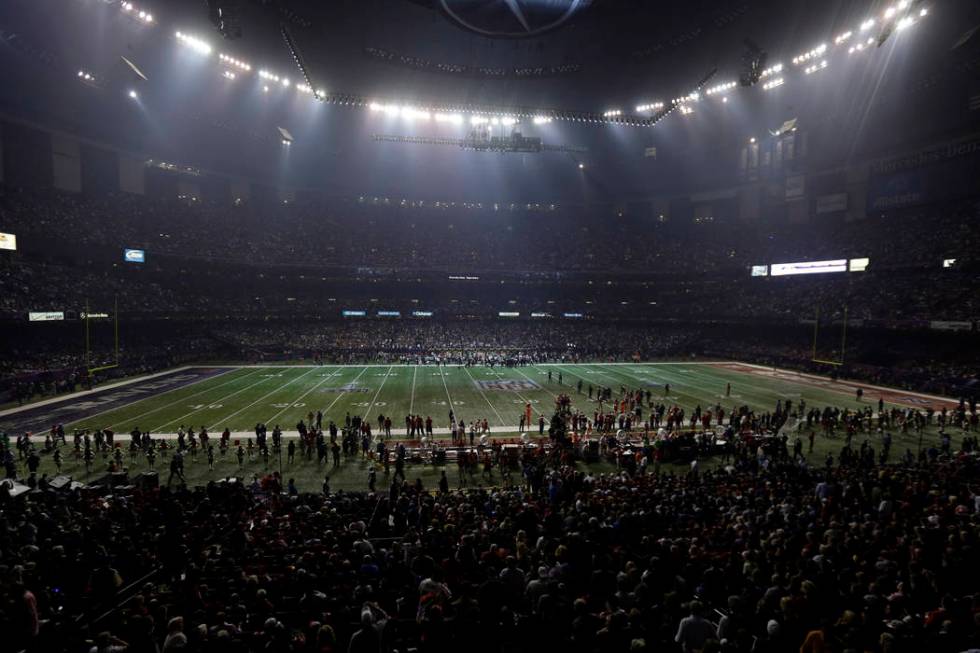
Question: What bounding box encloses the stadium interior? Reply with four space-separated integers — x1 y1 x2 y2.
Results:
0 0 979 651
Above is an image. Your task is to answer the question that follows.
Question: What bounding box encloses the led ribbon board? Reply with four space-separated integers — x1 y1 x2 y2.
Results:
770 259 847 276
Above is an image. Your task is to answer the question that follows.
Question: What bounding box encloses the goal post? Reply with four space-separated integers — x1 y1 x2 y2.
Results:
84 296 121 377
810 305 848 368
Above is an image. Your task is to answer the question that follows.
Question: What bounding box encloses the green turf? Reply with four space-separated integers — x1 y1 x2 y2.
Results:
13 362 956 492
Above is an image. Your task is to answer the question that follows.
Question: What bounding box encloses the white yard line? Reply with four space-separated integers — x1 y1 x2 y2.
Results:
321 366 370 419
462 365 507 426
547 363 617 403
60 369 246 430
151 369 289 431
145 425 529 439
597 363 686 389
586 363 703 403
0 365 195 417
263 366 342 425
503 367 552 418
437 365 459 424
538 361 728 367
409 365 418 415
729 362 959 405
645 363 798 403
363 365 394 420
105 368 263 429
194 361 730 369
201 367 320 431
589 363 718 406
523 365 571 399
512 367 555 405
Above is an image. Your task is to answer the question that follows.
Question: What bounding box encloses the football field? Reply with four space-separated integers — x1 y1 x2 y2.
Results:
8 361 955 437
2 361 958 491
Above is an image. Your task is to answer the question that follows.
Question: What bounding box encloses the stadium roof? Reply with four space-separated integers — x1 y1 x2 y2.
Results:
0 0 977 198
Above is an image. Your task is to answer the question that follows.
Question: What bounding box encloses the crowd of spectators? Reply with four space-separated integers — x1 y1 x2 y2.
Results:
4 316 972 408
3 259 979 324
214 321 980 397
2 186 979 652
1 185 977 398
3 186 977 276
0 325 231 405
2 431 979 653
218 321 695 364
1 315 976 405
2 186 978 324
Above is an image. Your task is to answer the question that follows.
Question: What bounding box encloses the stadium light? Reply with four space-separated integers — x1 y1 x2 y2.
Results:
156 1 936 134
175 32 212 56
749 136 756 143
578 162 585 169
762 77 784 90
128 89 138 99
121 3 152 23
435 112 463 124
219 54 251 71
705 81 737 96
402 107 431 120
792 43 827 65
848 37 875 54
635 102 664 112
672 91 701 104
759 63 783 78
804 60 828 75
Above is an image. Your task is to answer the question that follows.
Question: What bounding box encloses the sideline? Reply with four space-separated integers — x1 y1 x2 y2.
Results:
0 366 194 418
721 362 959 406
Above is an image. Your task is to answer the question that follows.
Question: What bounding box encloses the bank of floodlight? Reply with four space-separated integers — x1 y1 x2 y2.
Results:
705 81 737 96
792 43 827 65
804 60 829 74
219 53 251 71
175 32 213 55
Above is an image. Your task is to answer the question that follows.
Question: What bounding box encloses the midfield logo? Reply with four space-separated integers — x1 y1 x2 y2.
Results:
320 385 369 393
477 379 540 392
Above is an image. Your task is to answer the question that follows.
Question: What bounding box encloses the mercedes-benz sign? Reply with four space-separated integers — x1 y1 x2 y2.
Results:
439 0 592 38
